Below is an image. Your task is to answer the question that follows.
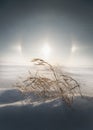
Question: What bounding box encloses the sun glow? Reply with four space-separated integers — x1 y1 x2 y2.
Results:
71 45 77 53
41 43 51 59
17 44 22 53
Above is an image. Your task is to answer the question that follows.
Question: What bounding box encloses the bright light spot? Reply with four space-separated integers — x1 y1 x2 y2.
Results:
17 44 22 53
12 44 22 53
41 43 51 59
71 45 77 53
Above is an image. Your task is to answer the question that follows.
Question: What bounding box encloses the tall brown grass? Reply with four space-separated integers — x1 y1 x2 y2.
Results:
16 58 82 106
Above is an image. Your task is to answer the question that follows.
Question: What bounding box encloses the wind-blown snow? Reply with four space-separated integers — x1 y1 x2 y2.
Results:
0 65 93 105
0 65 93 130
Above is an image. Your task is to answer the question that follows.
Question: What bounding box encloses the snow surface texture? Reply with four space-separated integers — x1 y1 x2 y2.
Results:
0 65 93 130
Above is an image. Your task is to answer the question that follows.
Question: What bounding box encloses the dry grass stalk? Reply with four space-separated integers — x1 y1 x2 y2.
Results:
16 58 82 106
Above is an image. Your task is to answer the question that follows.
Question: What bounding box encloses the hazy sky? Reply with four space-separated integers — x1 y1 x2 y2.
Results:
0 0 93 66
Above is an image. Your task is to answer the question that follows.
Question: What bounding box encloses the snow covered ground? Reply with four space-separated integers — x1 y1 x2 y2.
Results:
0 65 93 105
0 65 93 130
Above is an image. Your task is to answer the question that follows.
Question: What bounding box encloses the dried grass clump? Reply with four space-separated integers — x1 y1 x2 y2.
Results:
16 58 82 106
